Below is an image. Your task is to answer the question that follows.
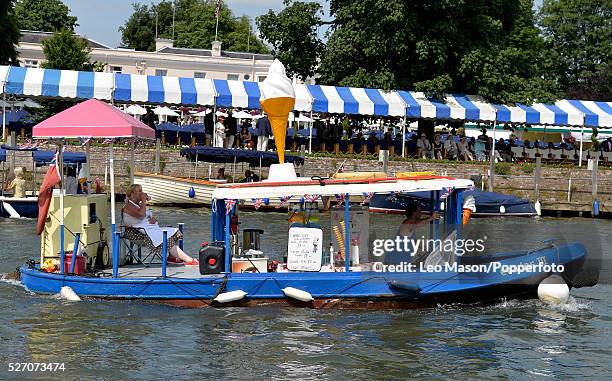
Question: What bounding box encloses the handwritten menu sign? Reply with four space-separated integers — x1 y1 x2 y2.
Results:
287 227 323 271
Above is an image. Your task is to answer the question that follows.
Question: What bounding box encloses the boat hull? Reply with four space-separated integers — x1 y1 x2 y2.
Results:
0 197 38 218
18 242 590 308
369 190 537 217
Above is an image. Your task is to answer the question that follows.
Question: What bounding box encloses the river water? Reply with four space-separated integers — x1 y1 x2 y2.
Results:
0 208 610 380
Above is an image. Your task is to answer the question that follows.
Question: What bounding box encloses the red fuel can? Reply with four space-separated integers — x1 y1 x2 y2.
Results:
63 254 86 275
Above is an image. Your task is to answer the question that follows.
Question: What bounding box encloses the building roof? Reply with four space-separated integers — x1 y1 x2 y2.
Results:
19 30 111 49
158 46 273 61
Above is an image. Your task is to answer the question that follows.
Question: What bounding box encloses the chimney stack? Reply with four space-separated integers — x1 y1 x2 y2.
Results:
211 40 222 57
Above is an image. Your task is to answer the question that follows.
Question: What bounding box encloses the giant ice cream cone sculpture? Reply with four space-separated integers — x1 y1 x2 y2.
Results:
260 59 295 164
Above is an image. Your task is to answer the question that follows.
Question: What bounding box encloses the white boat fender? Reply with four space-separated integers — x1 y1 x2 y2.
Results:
60 286 81 302
499 205 506 214
282 287 314 302
213 290 247 304
537 275 569 304
535 200 542 216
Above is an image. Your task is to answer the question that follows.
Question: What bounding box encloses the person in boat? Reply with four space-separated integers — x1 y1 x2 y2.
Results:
122 184 199 266
6 167 26 198
64 166 79 195
384 203 439 265
240 170 259 183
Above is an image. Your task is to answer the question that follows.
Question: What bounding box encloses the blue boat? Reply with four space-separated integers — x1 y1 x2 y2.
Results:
0 146 87 218
18 175 595 308
369 189 537 217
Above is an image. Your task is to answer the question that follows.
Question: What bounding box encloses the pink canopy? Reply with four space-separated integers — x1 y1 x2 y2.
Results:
32 99 155 139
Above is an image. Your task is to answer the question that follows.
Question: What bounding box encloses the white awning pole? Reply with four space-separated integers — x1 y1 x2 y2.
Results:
402 116 407 157
579 127 584 167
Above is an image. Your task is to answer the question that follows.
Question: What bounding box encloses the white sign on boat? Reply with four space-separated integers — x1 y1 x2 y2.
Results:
287 227 323 271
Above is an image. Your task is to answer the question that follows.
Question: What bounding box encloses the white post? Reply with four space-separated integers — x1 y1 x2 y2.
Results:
488 121 497 192
309 111 313 153
579 127 584 167
1 94 6 143
109 143 116 257
402 116 407 157
58 141 65 269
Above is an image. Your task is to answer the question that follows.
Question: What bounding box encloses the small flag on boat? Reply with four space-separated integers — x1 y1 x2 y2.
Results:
440 187 454 200
225 199 236 215
252 198 264 210
334 193 346 203
361 192 374 205
79 137 91 147
36 151 61 235
276 195 292 208
304 194 320 203
215 0 222 17
102 138 115 145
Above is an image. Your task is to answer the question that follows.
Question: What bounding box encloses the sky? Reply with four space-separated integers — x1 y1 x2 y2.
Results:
63 0 328 48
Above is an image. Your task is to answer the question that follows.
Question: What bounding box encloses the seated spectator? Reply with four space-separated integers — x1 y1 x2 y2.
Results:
458 137 474 161
407 134 418 157
444 136 458 160
240 126 253 149
416 133 432 158
432 134 443 160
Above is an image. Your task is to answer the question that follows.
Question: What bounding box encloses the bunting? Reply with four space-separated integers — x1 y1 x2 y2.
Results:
225 199 236 215
275 195 292 209
252 198 264 210
361 192 374 205
304 194 320 203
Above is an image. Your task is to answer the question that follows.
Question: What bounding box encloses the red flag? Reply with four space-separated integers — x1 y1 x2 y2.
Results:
36 152 61 235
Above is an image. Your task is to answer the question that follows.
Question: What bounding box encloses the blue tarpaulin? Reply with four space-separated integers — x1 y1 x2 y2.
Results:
33 150 87 166
180 146 304 167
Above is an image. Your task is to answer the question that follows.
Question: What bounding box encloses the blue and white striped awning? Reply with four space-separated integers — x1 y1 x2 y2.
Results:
213 79 261 109
556 100 612 128
0 66 9 93
114 73 215 105
4 66 113 100
293 83 313 112
307 85 406 116
397 92 496 121
494 102 583 126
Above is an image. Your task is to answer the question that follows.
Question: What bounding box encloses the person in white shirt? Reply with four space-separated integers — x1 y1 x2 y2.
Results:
64 167 79 194
214 116 226 148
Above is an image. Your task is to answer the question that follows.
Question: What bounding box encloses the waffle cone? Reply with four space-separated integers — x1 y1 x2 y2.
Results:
260 97 295 164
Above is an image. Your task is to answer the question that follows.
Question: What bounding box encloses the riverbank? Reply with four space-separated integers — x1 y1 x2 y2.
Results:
4 144 611 216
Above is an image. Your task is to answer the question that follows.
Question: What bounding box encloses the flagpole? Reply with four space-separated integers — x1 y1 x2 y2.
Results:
109 142 117 277
214 0 220 41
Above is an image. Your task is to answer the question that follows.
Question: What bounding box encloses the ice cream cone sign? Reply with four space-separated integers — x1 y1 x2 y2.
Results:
260 59 295 164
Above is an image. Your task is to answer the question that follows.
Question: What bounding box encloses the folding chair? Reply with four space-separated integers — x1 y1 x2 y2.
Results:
119 211 162 266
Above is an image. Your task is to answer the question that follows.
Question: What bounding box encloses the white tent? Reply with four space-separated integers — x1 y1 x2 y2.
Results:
289 113 313 122
126 104 147 115
233 110 255 119
153 106 179 117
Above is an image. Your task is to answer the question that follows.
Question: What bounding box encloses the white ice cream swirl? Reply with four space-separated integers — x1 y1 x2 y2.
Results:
261 59 295 100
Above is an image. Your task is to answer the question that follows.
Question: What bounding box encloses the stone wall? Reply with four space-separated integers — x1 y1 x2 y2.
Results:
4 144 611 212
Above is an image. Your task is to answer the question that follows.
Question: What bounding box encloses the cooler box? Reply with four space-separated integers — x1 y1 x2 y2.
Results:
63 254 86 275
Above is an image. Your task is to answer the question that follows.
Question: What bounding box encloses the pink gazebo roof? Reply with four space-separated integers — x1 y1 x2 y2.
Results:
32 99 155 139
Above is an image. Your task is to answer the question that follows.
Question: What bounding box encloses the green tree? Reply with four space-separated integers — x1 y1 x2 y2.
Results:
14 0 77 32
257 1 324 81
539 0 612 101
0 0 20 65
258 0 558 104
42 29 95 71
120 0 269 54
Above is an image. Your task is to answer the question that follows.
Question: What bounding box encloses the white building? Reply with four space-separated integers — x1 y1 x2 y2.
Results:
16 30 275 82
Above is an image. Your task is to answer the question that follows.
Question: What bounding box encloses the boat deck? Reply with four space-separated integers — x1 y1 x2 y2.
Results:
116 264 207 279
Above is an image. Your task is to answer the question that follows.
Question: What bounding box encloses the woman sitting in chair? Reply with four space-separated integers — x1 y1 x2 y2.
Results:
123 184 199 266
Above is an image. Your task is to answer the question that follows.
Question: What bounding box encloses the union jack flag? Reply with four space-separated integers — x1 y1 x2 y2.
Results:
252 198 264 210
304 194 320 203
275 195 292 208
18 138 39 149
361 192 374 205
79 137 91 147
334 193 346 203
225 199 236 215
440 187 454 200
